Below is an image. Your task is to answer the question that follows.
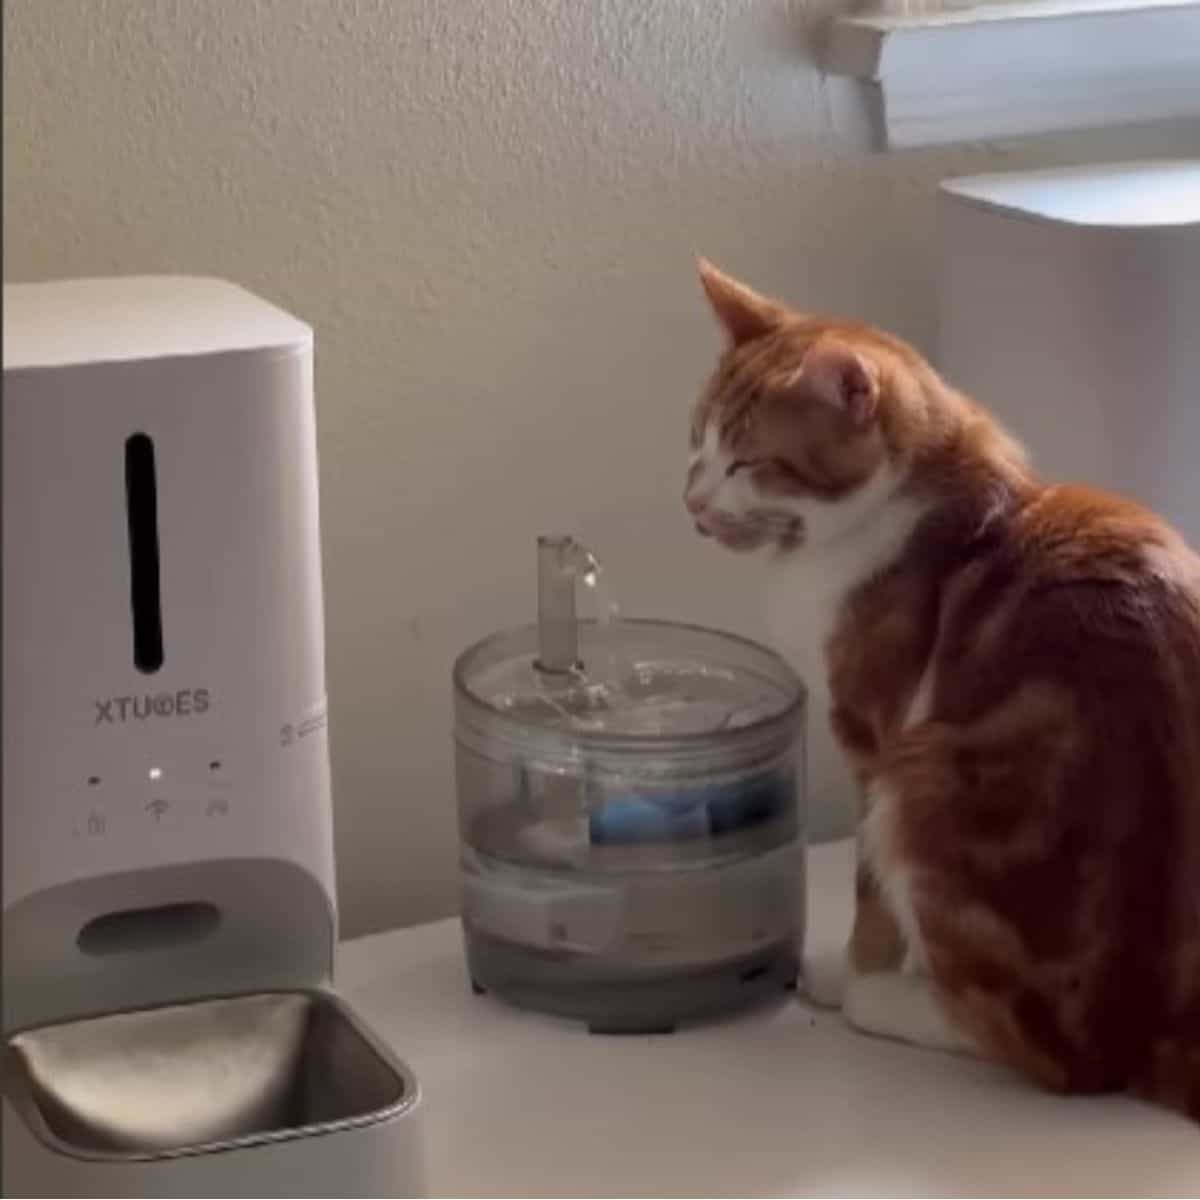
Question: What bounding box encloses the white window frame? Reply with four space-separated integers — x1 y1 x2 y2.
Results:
821 0 1200 149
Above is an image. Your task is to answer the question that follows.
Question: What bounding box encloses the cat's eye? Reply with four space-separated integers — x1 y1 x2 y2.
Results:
726 460 756 478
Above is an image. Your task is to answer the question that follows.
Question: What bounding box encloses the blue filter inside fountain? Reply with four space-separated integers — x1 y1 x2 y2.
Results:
588 773 792 845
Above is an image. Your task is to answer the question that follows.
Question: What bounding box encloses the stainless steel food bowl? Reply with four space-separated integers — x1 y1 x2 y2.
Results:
3 990 425 1197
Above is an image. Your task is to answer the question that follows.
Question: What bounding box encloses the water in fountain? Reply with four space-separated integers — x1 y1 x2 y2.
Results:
483 539 778 737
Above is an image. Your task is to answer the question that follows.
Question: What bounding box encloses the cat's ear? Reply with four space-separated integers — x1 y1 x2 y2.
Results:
697 258 787 346
793 337 879 428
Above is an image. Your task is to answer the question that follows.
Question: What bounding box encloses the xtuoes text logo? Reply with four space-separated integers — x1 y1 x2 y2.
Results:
94 688 211 725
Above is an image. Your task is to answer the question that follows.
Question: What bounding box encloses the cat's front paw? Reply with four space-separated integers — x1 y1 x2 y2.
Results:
843 969 977 1056
801 945 848 1009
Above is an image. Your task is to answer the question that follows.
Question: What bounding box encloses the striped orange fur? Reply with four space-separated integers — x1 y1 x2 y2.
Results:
686 259 1200 1120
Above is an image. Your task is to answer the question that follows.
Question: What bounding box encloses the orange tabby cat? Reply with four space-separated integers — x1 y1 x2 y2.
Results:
685 259 1200 1119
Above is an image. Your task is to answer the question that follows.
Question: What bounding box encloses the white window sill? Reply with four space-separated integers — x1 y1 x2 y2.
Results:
821 1 1200 149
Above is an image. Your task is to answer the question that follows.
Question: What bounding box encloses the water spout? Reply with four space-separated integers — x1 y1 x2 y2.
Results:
535 534 622 693
536 536 588 674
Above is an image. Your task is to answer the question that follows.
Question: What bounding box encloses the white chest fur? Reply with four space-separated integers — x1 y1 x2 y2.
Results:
764 483 929 689
763 471 932 943
762 477 930 841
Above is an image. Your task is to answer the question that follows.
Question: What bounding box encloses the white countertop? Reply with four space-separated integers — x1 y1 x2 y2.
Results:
338 841 1199 1197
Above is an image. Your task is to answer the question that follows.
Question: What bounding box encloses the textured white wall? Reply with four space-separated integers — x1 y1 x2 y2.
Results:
6 0 1198 935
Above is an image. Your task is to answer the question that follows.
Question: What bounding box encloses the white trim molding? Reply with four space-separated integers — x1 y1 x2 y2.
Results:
822 1 1200 149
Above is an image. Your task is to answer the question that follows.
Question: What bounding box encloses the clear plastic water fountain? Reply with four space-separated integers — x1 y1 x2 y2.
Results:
453 536 806 1033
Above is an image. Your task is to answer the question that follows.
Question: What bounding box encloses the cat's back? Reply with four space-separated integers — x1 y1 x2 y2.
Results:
923 481 1200 1108
933 479 1200 795
1019 480 1200 755
1013 482 1200 594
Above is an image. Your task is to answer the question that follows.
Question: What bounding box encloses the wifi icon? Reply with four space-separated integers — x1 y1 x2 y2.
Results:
145 798 170 822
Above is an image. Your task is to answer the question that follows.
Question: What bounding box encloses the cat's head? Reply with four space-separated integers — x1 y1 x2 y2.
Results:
685 260 921 555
